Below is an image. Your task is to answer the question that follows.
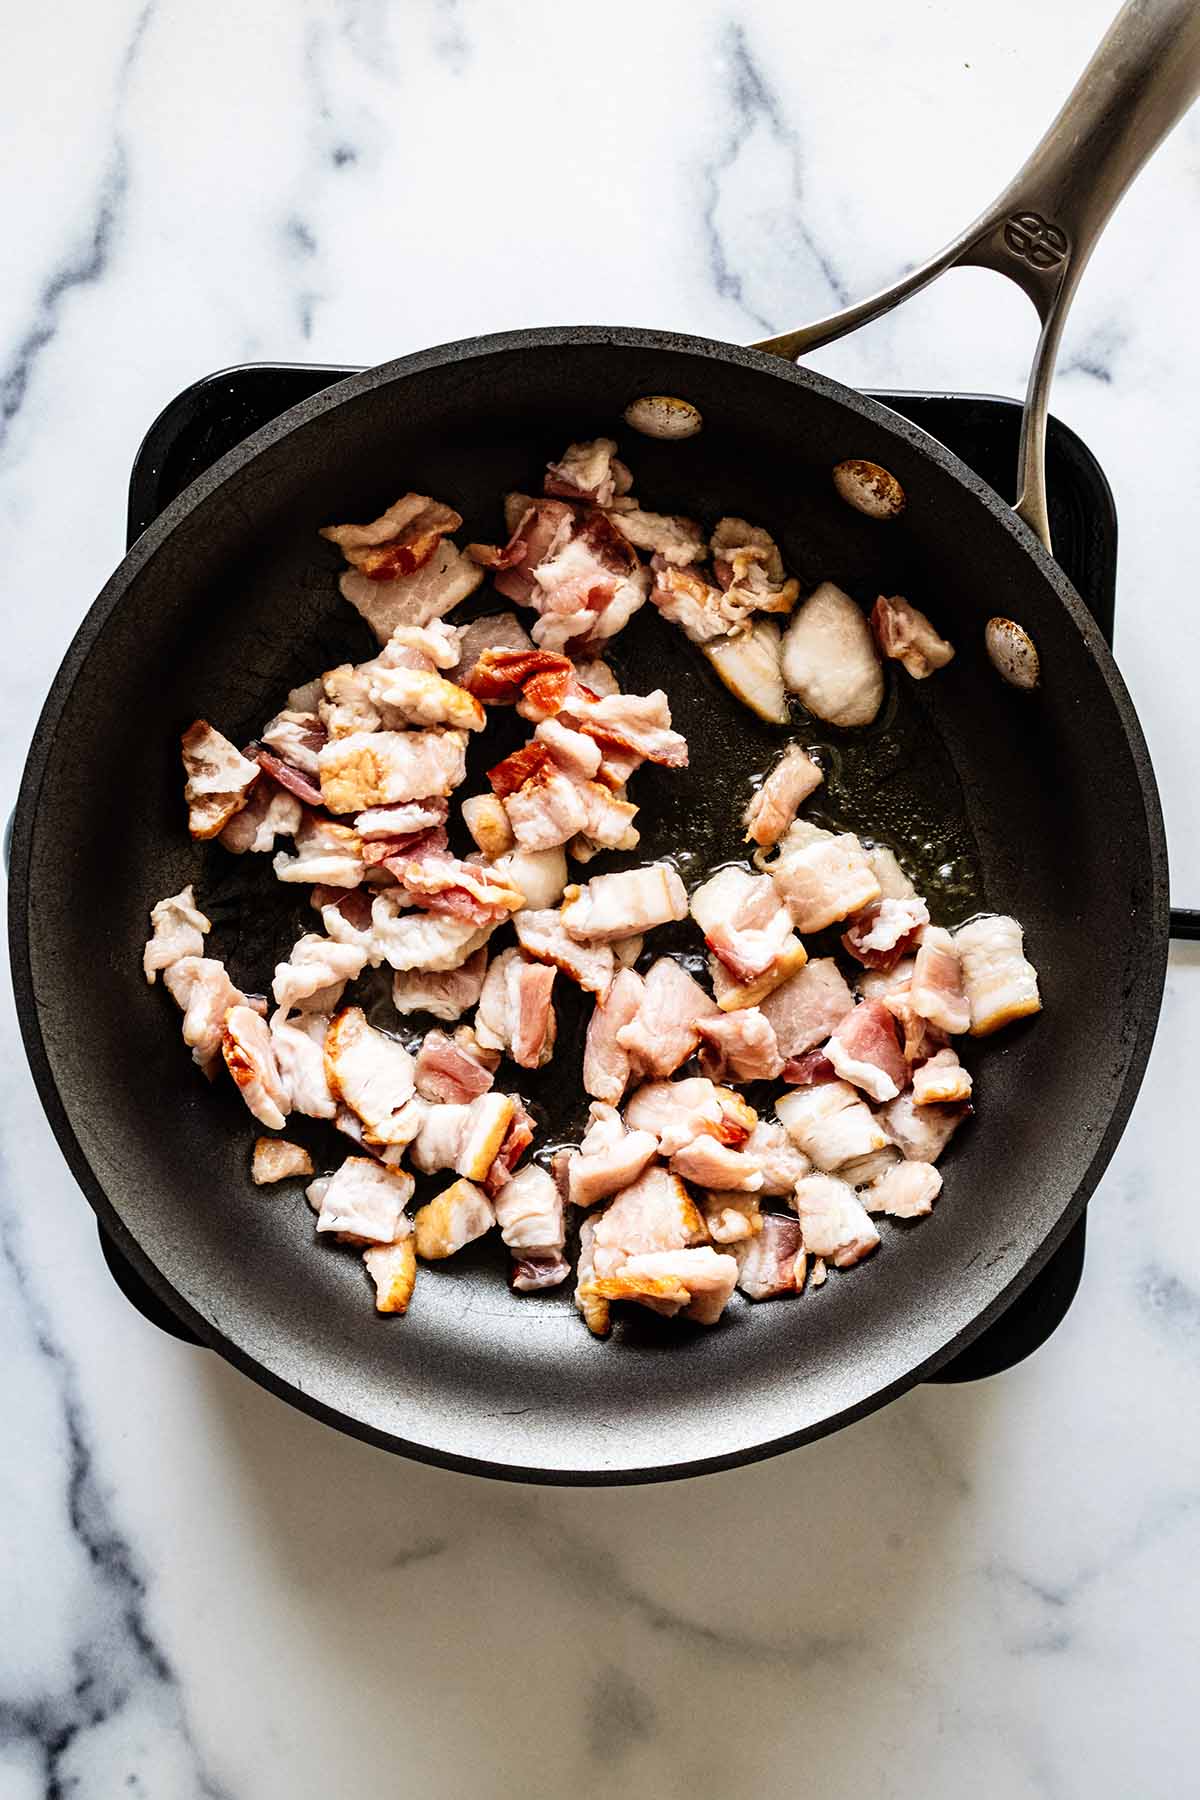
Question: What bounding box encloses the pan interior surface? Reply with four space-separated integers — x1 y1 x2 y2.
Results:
14 330 1166 1480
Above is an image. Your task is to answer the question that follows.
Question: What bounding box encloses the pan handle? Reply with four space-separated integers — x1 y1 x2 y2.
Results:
754 0 1200 554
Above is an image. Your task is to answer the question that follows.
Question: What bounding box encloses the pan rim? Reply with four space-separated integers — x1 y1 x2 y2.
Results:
8 324 1170 1482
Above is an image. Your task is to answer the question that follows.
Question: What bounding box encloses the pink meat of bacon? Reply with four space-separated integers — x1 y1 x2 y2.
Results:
414 1029 497 1105
909 925 971 1036
555 689 688 768
743 746 823 848
692 867 795 984
468 499 577 605
758 958 855 1059
824 999 909 1103
582 966 645 1103
474 947 557 1070
385 846 524 929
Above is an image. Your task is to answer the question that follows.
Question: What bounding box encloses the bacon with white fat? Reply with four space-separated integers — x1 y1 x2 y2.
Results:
180 721 259 840
566 1103 659 1208
670 1136 763 1193
870 595 955 679
309 1157 415 1245
690 865 798 984
562 863 688 942
877 1091 969 1164
735 1212 806 1299
144 886 211 983
391 945 489 1020
543 437 630 506
582 966 644 1102
824 999 909 1103
697 1009 784 1083
273 812 365 888
954 915 1041 1036
513 908 614 996
744 1119 812 1195
324 1006 417 1146
413 1177 495 1259
743 745 823 847
862 1160 943 1218
767 821 882 933
615 957 718 1079
222 1004 291 1129
909 925 970 1036
624 1078 756 1157
842 896 930 971
555 689 688 768
162 956 263 1075
260 709 327 777
272 933 367 1013
492 1163 564 1258
408 1093 516 1184
757 957 855 1058
776 1080 892 1176
609 508 706 565
218 774 302 854
791 1174 880 1268
473 947 557 1070
270 1008 337 1118
912 1046 972 1106
318 728 468 815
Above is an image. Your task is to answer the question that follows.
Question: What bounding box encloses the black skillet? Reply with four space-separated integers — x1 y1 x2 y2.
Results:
9 2 1198 1482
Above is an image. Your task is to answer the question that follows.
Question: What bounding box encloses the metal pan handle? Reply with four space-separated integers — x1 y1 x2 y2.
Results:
755 0 1200 555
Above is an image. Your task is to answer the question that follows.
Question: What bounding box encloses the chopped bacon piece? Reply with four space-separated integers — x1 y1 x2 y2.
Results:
510 1253 571 1292
163 956 259 1075
466 648 574 705
144 886 210 984
484 1098 536 1195
744 1119 812 1194
870 595 955 679
338 541 484 644
609 508 706 565
954 915 1041 1036
309 1157 414 1245
557 689 688 767
473 947 557 1070
743 746 823 847
181 721 259 839
414 1028 497 1104
776 1081 892 1176
361 824 449 868
697 1009 784 1083
320 493 459 569
582 966 644 1103
710 517 800 616
768 823 882 933
513 908 614 996
363 1238 418 1313
223 1004 291 1130
624 1078 757 1157
910 925 971 1035
735 1213 806 1300
260 710 327 777
252 1137 313 1184
791 1174 880 1268
824 998 908 1103
912 1046 973 1105
877 1092 969 1164
386 848 524 929
691 865 797 983
670 1136 763 1193
492 1163 564 1256
391 946 489 1021
842 896 930 970
567 1104 659 1208
472 499 577 605
562 863 688 943
616 957 719 1079
219 777 302 854
862 1160 943 1218
487 741 554 798
318 729 468 814
543 437 627 505
413 1178 495 1259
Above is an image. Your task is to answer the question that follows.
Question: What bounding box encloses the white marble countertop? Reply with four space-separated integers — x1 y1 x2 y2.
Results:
3 2 1198 1794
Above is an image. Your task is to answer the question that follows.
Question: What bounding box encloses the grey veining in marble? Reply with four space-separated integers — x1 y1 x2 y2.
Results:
2 1 1198 1795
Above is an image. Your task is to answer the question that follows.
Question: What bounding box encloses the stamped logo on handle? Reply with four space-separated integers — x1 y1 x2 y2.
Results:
1003 211 1069 269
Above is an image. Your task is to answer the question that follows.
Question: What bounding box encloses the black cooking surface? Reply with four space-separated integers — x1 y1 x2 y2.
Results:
106 365 1114 1382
